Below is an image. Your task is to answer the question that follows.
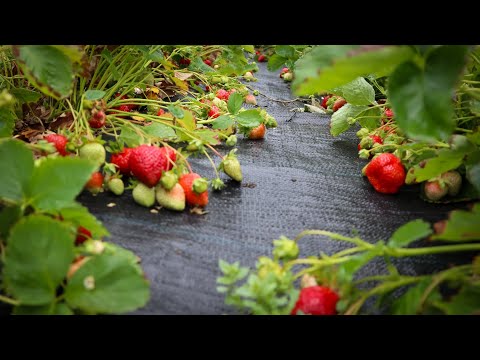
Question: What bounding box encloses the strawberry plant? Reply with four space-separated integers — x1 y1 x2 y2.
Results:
218 204 480 315
0 138 150 314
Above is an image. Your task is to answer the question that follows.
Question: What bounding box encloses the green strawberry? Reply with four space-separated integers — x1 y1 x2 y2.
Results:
356 128 369 138
107 178 124 195
79 142 106 167
283 72 293 81
226 135 238 147
132 182 156 207
160 171 178 191
155 183 186 211
441 171 462 196
221 150 243 182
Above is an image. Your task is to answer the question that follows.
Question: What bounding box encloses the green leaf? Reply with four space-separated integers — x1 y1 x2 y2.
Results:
292 45 414 96
0 139 34 203
13 45 74 100
235 109 263 128
330 104 369 136
13 302 74 315
389 45 468 142
276 45 295 59
267 54 287 71
84 90 106 101
143 123 176 139
3 215 75 305
196 129 221 145
65 253 150 314
102 242 143 275
0 205 22 240
51 45 84 64
357 107 382 130
29 157 97 211
242 45 255 53
337 245 383 283
407 149 464 183
10 88 42 104
0 108 16 138
431 204 480 241
466 150 480 193
212 115 234 130
168 105 184 119
188 56 214 73
434 284 480 315
227 92 243 115
391 277 440 315
58 204 110 240
119 125 143 148
388 219 432 248
332 77 375 105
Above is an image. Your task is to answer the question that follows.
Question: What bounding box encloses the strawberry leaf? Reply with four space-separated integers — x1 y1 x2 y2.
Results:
0 139 34 203
391 277 440 314
388 45 468 142
330 104 368 136
433 284 480 315
13 302 74 315
3 215 75 305
119 125 143 148
388 219 432 248
65 252 150 314
0 107 16 138
29 157 97 211
143 122 176 140
212 115 233 130
357 107 382 130
331 77 375 105
406 148 465 183
0 205 22 240
10 88 42 104
58 204 110 240
431 204 480 242
84 90 106 101
195 129 221 145
235 109 263 128
275 46 295 59
13 45 74 100
227 92 243 115
167 105 185 119
267 54 287 71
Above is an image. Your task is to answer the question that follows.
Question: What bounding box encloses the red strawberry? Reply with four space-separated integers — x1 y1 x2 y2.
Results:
179 58 191 66
332 98 347 112
258 54 266 62
85 171 104 194
280 67 289 78
178 173 209 207
88 110 106 129
204 59 212 66
424 180 448 201
321 95 331 109
117 104 131 112
129 145 165 187
205 85 211 92
75 226 92 245
365 153 405 194
248 123 266 140
291 286 339 315
370 135 383 145
157 108 165 116
45 134 69 156
111 147 132 175
159 146 177 171
208 105 220 119
216 89 230 101
384 108 394 119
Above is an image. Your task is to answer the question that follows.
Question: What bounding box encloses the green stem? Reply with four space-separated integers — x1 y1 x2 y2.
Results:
293 230 374 248
389 243 480 257
0 294 19 306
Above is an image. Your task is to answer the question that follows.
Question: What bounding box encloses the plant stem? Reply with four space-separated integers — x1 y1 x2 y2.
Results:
293 230 374 248
0 294 19 306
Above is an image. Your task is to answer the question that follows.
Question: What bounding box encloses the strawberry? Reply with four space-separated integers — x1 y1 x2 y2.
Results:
88 110 106 128
365 153 405 194
111 147 132 175
204 59 212 66
291 286 339 315
155 183 186 211
332 97 347 112
321 95 332 109
76 226 92 245
358 135 383 151
221 151 243 182
226 135 237 147
216 89 230 101
245 94 257 105
424 180 448 201
283 72 293 81
370 135 383 145
159 171 178 191
107 178 124 195
129 145 166 187
257 54 266 62
114 93 137 111
132 182 156 207
79 142 106 167
280 67 289 78
45 133 69 156
85 171 104 194
208 105 221 119
157 108 165 116
441 171 462 196
384 108 394 119
178 173 209 207
205 85 211 92
248 123 266 140
244 71 254 81
117 104 131 112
